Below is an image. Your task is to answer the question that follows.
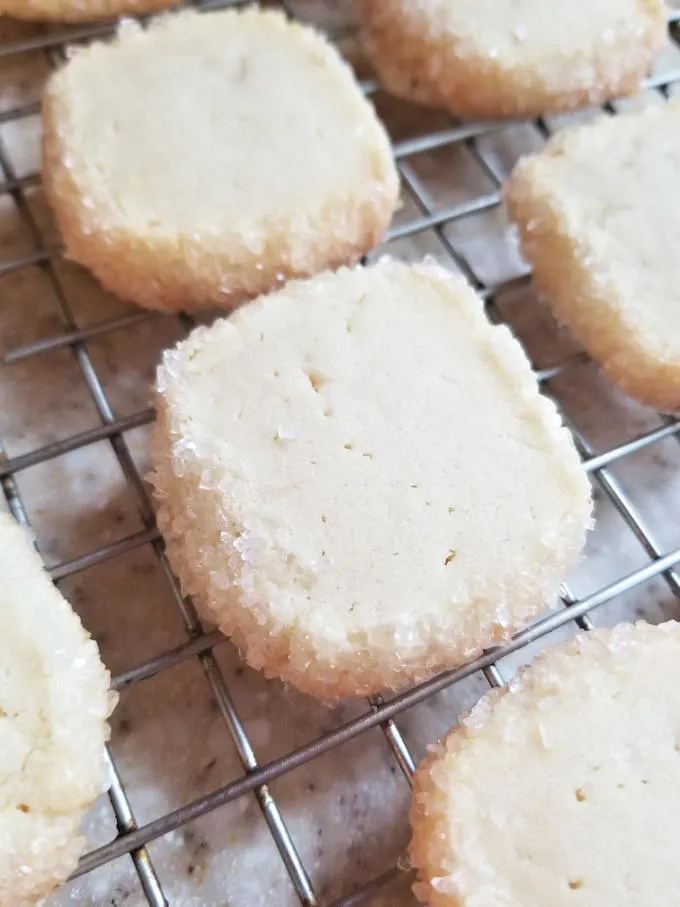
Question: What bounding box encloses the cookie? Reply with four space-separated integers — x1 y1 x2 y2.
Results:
506 102 680 411
0 0 178 22
149 257 591 700
0 512 116 906
356 0 666 119
409 620 680 907
42 8 398 313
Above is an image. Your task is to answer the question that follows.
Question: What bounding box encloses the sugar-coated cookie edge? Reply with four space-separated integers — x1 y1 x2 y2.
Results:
409 619 680 906
0 0 178 23
506 102 680 412
42 8 399 312
150 257 591 700
356 0 666 119
0 512 117 906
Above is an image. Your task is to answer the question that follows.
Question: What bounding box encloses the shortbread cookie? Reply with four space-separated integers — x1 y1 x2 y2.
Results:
0 512 116 906
410 620 680 907
150 257 591 699
356 0 666 119
506 102 680 411
0 0 178 22
43 9 399 313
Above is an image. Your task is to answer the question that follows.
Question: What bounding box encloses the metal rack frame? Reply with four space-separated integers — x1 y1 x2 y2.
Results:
2 3 680 904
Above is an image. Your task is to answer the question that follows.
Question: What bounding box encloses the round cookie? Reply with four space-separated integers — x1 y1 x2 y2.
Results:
410 620 680 906
43 8 399 313
0 0 179 22
356 0 666 119
150 257 591 700
506 101 680 412
0 513 116 906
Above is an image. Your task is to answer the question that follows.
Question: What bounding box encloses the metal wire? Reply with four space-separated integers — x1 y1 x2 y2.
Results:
1 5 680 906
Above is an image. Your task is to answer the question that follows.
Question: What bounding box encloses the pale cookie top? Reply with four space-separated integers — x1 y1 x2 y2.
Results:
410 620 680 907
401 0 664 67
44 8 395 241
508 102 680 365
156 258 591 691
0 513 115 905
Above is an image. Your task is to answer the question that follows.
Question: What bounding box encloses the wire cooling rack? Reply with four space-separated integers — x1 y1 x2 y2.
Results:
2 3 680 905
